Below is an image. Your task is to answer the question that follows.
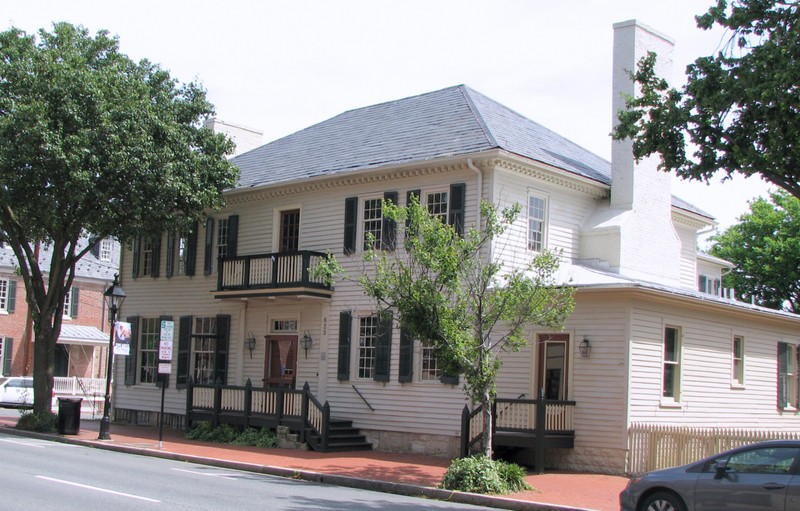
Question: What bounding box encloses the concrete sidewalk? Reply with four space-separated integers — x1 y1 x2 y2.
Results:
0 414 626 511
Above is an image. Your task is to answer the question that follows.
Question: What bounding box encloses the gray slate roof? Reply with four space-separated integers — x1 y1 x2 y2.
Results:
232 84 711 219
0 237 120 283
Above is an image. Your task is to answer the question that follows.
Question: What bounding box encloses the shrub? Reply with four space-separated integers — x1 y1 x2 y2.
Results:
185 422 277 448
440 454 533 495
16 410 57 433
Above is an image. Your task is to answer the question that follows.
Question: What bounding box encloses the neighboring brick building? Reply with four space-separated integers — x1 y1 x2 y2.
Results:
0 237 120 379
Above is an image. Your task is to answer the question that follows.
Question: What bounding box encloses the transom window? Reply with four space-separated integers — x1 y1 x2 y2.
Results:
528 195 547 252
426 191 449 222
272 319 298 333
138 318 161 384
733 335 745 386
192 317 217 385
420 340 442 381
362 198 384 251
663 326 682 400
358 316 379 378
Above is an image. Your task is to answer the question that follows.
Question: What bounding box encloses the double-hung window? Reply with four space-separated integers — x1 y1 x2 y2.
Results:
420 340 442 381
528 194 548 252
425 190 449 222
141 239 154 277
138 318 161 384
357 316 379 379
778 342 799 409
217 218 230 262
99 238 113 262
662 326 682 402
732 335 745 386
191 317 217 385
362 198 384 251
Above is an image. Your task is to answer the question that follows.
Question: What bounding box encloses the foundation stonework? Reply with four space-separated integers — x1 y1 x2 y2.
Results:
364 429 460 459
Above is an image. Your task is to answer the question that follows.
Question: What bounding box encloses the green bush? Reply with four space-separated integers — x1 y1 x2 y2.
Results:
440 454 533 494
185 422 277 448
16 410 57 433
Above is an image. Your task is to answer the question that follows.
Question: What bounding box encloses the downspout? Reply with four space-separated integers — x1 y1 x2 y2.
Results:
467 158 487 259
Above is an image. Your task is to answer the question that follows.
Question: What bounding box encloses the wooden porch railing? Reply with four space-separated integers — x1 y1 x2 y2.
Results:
217 250 332 292
461 395 576 472
186 379 331 450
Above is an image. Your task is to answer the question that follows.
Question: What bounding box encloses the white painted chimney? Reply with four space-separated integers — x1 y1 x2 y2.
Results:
204 118 263 158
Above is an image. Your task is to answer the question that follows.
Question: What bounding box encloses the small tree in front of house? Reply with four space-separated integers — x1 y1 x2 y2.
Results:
322 196 574 458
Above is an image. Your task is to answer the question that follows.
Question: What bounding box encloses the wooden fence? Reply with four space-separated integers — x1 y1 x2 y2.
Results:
627 423 800 475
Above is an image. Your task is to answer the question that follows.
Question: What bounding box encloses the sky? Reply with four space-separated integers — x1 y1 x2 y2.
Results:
4 0 774 241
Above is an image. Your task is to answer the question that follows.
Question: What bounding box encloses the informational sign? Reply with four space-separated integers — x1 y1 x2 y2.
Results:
158 320 174 375
158 362 172 374
160 320 175 343
114 321 132 356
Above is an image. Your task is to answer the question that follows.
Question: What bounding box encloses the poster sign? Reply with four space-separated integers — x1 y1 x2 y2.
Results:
114 321 131 356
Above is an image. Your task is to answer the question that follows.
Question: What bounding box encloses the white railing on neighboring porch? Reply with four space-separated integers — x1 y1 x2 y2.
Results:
53 377 105 397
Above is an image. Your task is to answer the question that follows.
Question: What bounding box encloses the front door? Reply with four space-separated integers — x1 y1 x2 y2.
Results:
536 333 569 400
263 335 297 388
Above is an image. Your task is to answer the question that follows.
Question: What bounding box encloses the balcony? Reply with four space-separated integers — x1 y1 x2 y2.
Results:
214 251 333 299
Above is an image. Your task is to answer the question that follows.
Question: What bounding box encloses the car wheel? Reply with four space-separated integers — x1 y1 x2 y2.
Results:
639 491 686 511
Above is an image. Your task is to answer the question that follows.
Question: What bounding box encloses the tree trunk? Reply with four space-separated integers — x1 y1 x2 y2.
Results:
32 322 56 415
480 386 493 458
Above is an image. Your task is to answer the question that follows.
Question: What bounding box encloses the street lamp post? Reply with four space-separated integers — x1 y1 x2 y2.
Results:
98 273 126 441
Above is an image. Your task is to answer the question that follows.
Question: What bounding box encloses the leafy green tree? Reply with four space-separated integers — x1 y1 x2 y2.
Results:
0 23 238 414
613 0 800 199
711 190 800 312
321 197 574 457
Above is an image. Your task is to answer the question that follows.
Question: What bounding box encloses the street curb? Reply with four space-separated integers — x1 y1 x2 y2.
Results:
0 426 594 511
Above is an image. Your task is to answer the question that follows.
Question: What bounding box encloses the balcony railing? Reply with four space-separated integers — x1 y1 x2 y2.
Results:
217 251 332 294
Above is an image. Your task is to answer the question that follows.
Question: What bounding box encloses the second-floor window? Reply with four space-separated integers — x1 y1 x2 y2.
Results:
141 239 154 277
732 335 745 386
280 209 300 253
778 342 799 409
99 238 113 262
362 198 384 251
425 191 449 222
0 278 15 313
528 194 547 252
663 326 682 401
63 287 79 319
217 218 229 262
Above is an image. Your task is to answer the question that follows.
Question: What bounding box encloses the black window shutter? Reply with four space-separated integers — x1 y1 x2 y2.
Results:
151 235 161 278
398 327 414 383
337 311 352 381
214 314 230 384
157 315 172 388
343 197 358 255
227 215 239 259
374 311 393 382
125 316 140 385
70 287 79 318
204 219 215 276
441 373 460 385
166 232 176 278
7 280 16 313
132 237 141 279
186 221 198 277
176 315 192 388
382 192 398 251
448 183 466 236
2 338 12 376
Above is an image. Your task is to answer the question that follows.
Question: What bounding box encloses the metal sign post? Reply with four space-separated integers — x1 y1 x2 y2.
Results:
158 320 174 449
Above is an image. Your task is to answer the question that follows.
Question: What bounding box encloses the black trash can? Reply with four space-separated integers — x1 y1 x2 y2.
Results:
57 397 82 435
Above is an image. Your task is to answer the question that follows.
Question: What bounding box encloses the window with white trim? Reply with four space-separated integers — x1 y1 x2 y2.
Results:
419 340 442 381
425 190 449 223
141 239 154 277
778 342 799 409
192 317 217 385
138 318 160 384
698 274 721 295
63 287 72 318
662 326 681 401
99 238 113 262
362 198 384 251
175 232 189 276
0 279 10 312
528 194 547 252
357 316 379 379
732 335 745 386
217 218 230 262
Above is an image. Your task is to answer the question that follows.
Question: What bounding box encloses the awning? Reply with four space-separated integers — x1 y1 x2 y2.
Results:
57 325 109 347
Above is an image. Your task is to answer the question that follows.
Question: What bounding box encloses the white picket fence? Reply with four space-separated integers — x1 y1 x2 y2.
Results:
627 423 800 475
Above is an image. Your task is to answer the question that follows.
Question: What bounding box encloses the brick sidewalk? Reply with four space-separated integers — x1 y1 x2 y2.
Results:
0 414 626 511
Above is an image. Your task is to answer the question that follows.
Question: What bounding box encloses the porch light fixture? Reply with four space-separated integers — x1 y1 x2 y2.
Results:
579 337 591 358
300 330 313 358
244 333 257 358
99 273 126 441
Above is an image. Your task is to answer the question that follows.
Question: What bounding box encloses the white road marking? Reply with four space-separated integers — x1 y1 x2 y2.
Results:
0 438 45 448
35 476 161 502
171 467 243 480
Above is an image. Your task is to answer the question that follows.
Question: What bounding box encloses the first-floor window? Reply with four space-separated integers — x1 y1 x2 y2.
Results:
663 326 681 400
139 318 160 384
732 335 745 386
358 316 379 378
420 340 442 381
778 342 799 409
192 317 217 384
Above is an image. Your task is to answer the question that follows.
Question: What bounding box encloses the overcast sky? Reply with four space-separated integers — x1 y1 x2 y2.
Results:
5 0 774 238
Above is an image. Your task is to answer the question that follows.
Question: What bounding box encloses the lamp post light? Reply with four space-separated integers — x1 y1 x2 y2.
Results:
98 273 126 440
